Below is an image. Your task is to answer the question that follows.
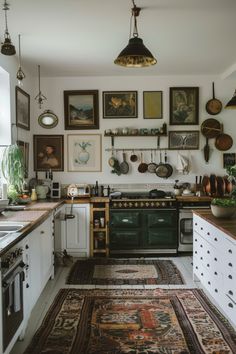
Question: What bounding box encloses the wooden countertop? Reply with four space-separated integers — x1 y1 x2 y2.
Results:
193 209 236 241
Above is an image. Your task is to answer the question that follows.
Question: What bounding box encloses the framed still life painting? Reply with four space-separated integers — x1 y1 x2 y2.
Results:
169 87 199 125
67 134 102 172
103 91 137 118
64 90 99 130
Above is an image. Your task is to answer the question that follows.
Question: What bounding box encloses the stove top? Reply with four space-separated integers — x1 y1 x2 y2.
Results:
110 191 174 200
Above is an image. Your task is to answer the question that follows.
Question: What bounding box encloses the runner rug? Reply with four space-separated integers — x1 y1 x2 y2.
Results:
66 258 184 285
24 288 236 354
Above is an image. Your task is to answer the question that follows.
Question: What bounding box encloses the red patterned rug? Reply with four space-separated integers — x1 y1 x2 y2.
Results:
24 289 236 354
66 258 184 285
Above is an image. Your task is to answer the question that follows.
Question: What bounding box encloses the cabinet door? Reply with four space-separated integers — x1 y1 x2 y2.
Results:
65 204 89 254
145 210 177 228
110 211 141 228
28 229 41 310
110 229 141 250
145 228 177 248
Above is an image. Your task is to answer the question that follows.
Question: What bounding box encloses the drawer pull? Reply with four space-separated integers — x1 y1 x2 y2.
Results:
208 281 211 285
157 218 165 222
194 239 197 242
195 266 198 270
195 223 197 226
229 290 233 296
122 219 129 223
207 232 210 235
214 257 217 262
228 263 233 267
194 251 197 254
200 257 203 260
228 275 233 280
214 271 218 275
201 273 203 276
228 303 233 308
200 244 203 248
40 231 45 234
207 264 210 267
214 289 218 293
228 249 232 254
214 238 218 242
207 250 210 254
200 227 203 230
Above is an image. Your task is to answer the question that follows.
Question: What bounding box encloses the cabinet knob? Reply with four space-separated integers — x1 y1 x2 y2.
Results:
214 257 217 262
201 273 203 276
194 239 197 242
228 249 232 254
207 264 210 267
207 250 210 254
228 275 233 280
200 244 203 248
195 223 197 226
228 263 233 267
26 283 29 288
214 271 218 275
207 232 210 235
214 289 218 293
208 281 211 285
195 266 198 270
200 257 203 260
200 227 203 230
214 238 218 242
229 290 233 296
228 303 234 308
40 230 45 234
194 251 197 254
25 244 29 249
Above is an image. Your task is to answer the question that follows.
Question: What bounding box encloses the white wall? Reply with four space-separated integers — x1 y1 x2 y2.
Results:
31 75 236 186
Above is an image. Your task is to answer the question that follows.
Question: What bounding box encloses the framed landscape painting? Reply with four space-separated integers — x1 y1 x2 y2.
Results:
64 90 99 130
33 135 64 171
16 87 30 130
169 131 199 150
67 134 102 172
169 87 199 125
143 91 163 119
103 91 137 118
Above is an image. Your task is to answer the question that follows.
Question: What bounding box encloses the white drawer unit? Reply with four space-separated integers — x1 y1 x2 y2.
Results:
193 213 236 328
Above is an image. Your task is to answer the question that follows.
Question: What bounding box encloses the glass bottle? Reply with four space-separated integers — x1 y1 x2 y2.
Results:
31 189 37 201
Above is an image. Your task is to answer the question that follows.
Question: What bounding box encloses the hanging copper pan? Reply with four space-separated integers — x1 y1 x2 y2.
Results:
201 118 221 162
215 124 233 151
205 82 222 115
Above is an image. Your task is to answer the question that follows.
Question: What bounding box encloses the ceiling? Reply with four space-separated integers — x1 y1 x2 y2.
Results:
3 0 236 77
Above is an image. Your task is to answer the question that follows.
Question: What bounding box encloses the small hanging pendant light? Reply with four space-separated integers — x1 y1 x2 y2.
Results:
16 34 26 86
114 0 157 68
35 65 47 109
1 0 16 56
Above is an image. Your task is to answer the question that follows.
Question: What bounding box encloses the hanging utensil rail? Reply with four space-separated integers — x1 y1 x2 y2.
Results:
105 148 169 152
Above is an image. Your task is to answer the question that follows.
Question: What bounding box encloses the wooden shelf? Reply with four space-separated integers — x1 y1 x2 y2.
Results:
93 249 107 253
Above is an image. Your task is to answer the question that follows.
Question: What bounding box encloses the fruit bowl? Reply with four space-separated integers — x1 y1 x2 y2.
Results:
16 196 31 205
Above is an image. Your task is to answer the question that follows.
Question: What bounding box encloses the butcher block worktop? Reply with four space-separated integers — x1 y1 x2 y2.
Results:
193 209 236 241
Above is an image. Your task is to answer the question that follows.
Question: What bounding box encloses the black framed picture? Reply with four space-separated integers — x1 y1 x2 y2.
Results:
103 91 138 118
17 140 29 178
169 87 199 125
223 153 236 168
64 90 99 130
143 91 163 119
33 135 64 171
16 86 30 130
169 130 199 150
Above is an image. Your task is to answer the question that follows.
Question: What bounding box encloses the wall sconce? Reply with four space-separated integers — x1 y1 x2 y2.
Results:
114 0 157 68
225 90 236 109
1 0 15 56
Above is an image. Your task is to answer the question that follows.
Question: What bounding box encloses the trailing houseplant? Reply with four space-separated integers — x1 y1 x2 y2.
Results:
1 144 25 202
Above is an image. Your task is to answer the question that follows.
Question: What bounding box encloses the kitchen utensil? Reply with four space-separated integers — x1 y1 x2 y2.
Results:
215 125 233 151
130 150 138 162
155 152 169 178
201 175 209 194
216 176 225 197
205 82 222 115
120 152 129 174
149 189 166 198
138 152 148 173
209 174 217 195
201 118 221 162
224 176 233 195
164 152 173 178
147 151 157 173
108 150 117 167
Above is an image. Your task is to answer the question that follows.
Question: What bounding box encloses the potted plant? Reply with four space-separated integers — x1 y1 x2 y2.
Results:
211 198 236 218
1 144 25 203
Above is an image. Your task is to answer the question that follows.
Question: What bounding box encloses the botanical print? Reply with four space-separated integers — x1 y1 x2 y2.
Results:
103 91 137 118
170 87 199 125
67 134 101 172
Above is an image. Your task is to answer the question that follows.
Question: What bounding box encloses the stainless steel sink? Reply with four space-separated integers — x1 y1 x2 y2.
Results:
0 221 30 235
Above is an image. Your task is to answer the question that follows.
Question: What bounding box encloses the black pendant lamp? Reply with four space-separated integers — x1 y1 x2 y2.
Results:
16 34 26 86
1 0 16 56
225 90 236 109
114 0 157 68
35 65 47 109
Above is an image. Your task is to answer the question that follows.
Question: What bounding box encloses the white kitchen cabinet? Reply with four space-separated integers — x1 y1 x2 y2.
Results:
193 213 236 328
61 204 90 257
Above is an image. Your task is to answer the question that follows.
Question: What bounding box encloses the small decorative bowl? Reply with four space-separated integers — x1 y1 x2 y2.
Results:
16 197 32 205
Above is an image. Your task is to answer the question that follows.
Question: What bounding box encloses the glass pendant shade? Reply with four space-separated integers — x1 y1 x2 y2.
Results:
225 90 236 109
114 37 157 67
16 34 26 85
35 65 47 109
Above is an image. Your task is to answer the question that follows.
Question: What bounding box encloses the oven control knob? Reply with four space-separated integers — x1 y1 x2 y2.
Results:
151 202 154 207
118 202 122 208
140 202 144 207
135 202 138 207
129 202 133 207
145 202 149 207
155 202 160 207
162 202 166 207
123 202 127 207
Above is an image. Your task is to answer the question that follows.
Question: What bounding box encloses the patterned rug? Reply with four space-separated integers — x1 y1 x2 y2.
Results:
66 258 184 285
24 288 236 354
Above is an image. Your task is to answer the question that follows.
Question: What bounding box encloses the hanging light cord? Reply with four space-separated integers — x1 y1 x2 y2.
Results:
35 65 47 109
3 1 9 36
18 34 22 66
129 0 139 38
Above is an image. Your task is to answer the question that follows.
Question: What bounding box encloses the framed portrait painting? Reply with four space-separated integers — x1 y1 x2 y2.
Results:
169 87 199 125
67 134 102 172
33 135 64 171
17 140 29 178
64 90 99 130
16 87 30 130
143 91 163 119
169 131 199 150
103 91 137 118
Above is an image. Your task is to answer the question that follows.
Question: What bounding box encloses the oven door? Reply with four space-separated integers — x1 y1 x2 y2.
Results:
2 265 24 351
178 209 193 252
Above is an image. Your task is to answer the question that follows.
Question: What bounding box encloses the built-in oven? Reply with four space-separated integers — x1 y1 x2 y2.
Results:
178 202 211 253
1 245 25 351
